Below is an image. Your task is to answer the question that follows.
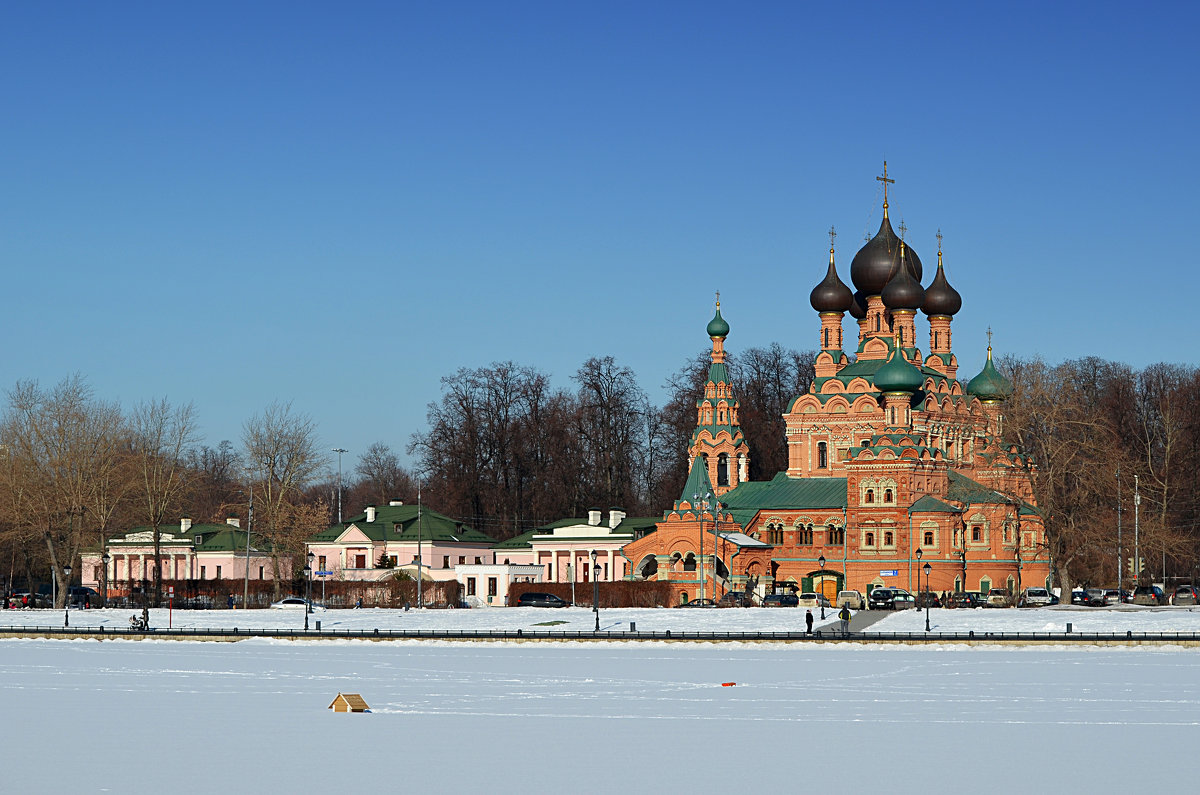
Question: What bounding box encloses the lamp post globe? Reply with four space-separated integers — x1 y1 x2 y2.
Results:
63 565 72 628
922 562 932 632
818 555 826 619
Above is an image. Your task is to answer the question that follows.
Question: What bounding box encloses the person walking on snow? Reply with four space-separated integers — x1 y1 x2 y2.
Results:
805 608 814 635
838 604 852 636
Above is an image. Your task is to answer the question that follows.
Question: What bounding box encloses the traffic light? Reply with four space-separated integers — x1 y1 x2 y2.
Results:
1128 557 1144 576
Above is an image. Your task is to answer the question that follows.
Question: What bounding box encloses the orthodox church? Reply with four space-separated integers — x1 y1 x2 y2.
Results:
624 166 1048 604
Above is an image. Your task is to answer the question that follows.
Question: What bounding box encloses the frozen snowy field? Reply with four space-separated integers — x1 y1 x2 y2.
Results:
5 620 1200 793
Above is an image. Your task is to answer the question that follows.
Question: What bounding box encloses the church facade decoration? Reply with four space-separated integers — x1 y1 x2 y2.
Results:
624 166 1049 605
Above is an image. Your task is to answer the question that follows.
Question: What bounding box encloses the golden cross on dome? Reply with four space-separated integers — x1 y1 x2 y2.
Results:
715 290 720 307
936 228 944 253
877 160 895 209
828 225 837 251
987 326 993 348
898 220 908 240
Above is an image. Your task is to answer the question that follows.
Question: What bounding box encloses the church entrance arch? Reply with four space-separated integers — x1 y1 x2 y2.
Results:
635 555 658 580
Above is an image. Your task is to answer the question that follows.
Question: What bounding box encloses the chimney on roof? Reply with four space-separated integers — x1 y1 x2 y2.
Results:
389 500 403 506
226 517 241 528
608 509 626 529
181 517 192 533
587 509 601 526
365 506 376 523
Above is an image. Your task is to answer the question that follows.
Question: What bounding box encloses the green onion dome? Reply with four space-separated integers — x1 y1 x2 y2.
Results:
966 346 1013 401
707 303 729 338
873 344 924 394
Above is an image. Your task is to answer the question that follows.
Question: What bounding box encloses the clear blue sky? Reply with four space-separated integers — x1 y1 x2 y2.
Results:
1 1 1195 470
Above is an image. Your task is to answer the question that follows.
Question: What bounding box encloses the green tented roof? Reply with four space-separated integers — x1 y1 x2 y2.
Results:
720 473 848 511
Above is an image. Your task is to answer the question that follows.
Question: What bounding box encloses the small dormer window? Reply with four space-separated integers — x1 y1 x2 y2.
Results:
195 535 202 545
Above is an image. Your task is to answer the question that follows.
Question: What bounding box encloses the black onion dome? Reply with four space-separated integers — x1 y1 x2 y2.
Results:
921 252 962 316
809 252 853 313
881 245 925 310
848 290 868 320
850 215 923 296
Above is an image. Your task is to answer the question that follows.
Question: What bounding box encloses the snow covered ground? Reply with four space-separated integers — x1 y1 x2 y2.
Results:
4 634 1199 792
5 602 1200 634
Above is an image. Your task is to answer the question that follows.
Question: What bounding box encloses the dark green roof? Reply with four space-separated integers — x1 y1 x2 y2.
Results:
679 456 715 504
707 305 729 338
910 495 962 513
720 473 848 511
494 529 538 550
874 346 924 393
105 523 273 553
310 504 496 545
966 348 1013 401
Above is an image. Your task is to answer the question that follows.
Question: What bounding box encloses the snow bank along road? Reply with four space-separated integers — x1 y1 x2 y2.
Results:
3 638 1197 792
3 604 1200 643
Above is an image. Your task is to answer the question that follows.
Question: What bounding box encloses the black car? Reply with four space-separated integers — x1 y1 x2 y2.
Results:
762 593 799 607
678 598 717 608
915 591 941 609
516 592 570 608
868 588 895 610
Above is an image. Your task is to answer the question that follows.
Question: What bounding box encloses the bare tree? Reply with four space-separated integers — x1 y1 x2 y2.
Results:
353 442 414 509
131 399 198 605
1 376 126 608
243 402 324 597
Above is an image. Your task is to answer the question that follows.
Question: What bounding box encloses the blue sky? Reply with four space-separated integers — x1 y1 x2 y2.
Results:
1 1 1196 470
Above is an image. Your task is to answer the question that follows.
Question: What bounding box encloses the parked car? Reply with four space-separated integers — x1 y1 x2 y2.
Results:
867 588 895 610
269 597 325 610
951 592 983 609
891 591 916 610
1019 587 1053 607
1082 588 1108 607
516 592 570 608
837 590 865 610
1105 589 1129 605
1132 585 1167 606
986 588 1014 608
717 591 750 607
796 592 831 608
762 593 799 607
68 586 99 607
1171 585 1199 606
1070 589 1087 605
915 591 941 608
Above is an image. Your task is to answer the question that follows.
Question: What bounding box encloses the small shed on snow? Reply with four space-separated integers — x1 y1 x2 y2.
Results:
328 693 370 713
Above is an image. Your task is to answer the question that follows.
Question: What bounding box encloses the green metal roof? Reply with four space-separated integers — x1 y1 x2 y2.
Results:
310 504 496 545
720 473 848 511
910 495 962 513
493 529 538 549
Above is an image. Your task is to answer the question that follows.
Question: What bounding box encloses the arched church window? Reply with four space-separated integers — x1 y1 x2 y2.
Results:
817 442 827 469
717 453 729 487
923 530 934 546
865 532 875 547
884 488 893 504
883 531 893 546
865 489 875 504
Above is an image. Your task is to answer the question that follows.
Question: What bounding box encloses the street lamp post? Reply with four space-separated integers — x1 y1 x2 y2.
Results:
63 565 72 627
818 555 827 620
332 448 348 525
303 551 314 631
915 547 924 612
590 549 600 632
922 561 932 632
101 552 110 609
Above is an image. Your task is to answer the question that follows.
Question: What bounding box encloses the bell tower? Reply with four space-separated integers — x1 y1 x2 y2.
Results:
689 295 751 495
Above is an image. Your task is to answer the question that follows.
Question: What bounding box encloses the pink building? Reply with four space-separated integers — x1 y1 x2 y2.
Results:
305 501 497 582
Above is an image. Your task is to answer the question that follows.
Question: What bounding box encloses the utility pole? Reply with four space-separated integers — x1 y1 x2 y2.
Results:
332 448 348 525
1134 474 1141 585
417 479 424 609
244 485 253 610
1116 465 1122 597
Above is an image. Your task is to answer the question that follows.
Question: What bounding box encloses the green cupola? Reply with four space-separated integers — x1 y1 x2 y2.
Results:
966 345 1013 402
706 301 729 339
873 343 924 394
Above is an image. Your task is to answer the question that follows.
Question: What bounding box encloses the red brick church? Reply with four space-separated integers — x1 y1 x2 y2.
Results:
623 167 1049 604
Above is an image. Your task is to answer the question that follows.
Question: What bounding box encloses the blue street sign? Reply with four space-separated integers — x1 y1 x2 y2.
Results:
880 569 898 577
316 571 334 577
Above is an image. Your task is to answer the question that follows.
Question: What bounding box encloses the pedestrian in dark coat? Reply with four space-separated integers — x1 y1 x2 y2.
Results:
805 609 814 634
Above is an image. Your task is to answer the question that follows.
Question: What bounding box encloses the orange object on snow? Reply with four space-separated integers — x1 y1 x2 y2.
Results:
721 682 736 687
